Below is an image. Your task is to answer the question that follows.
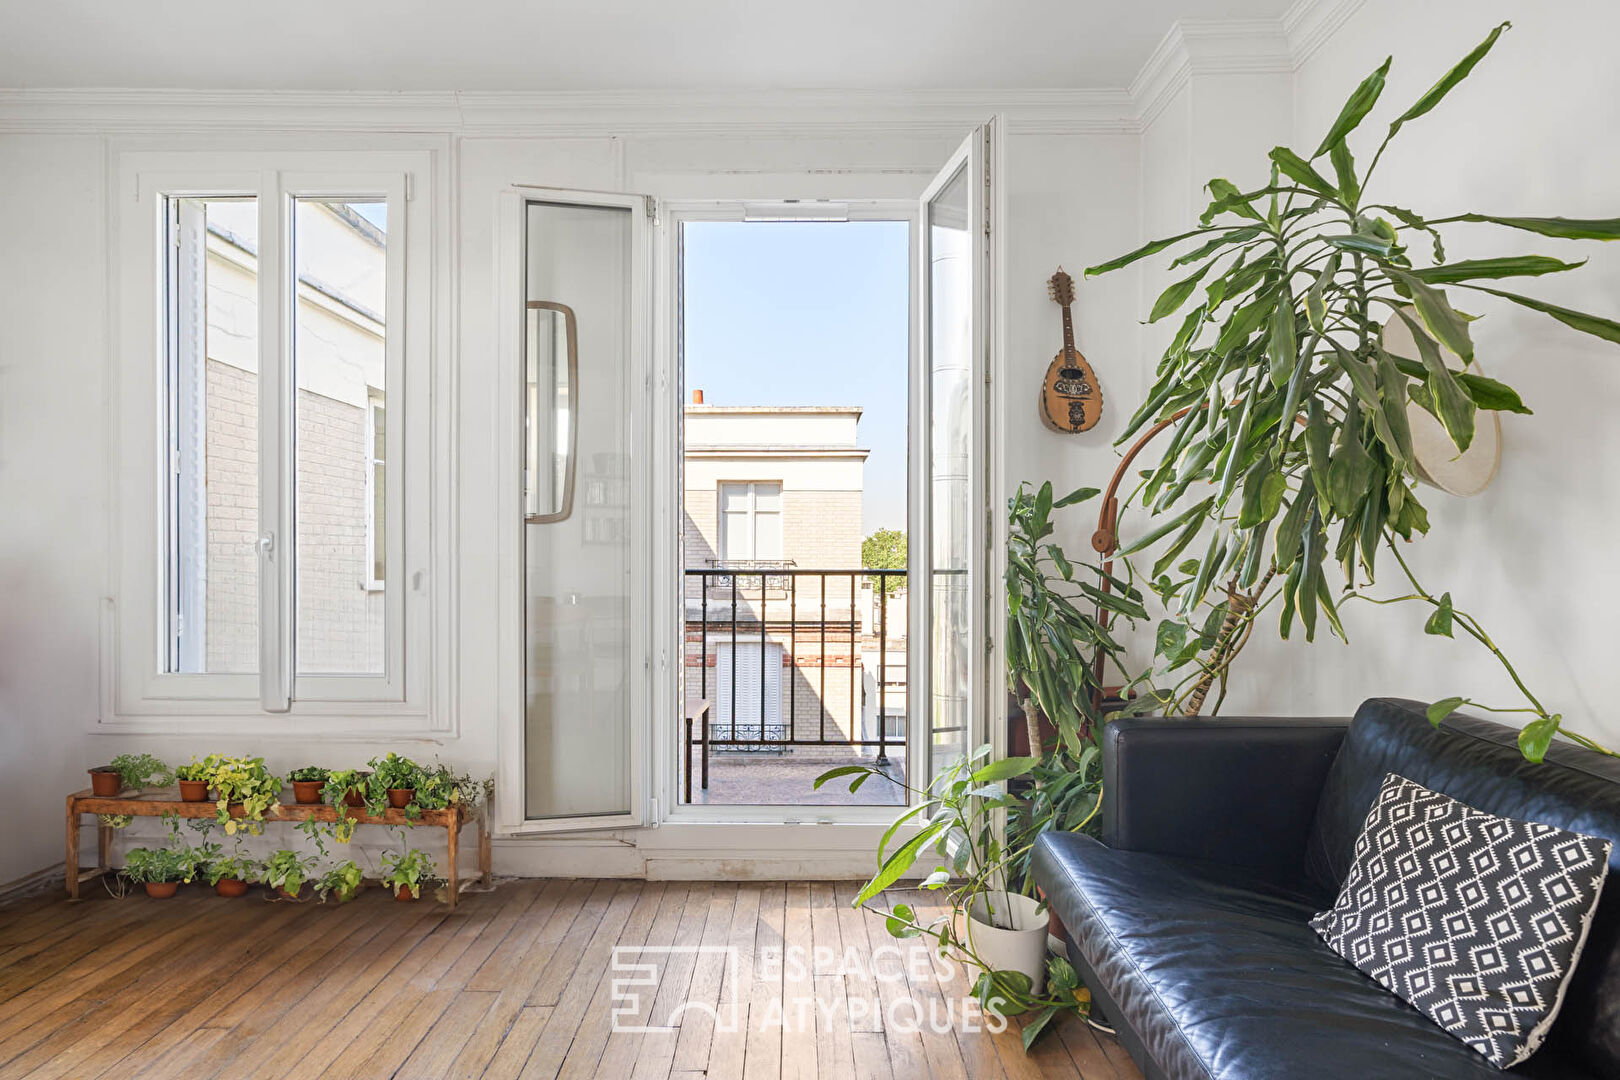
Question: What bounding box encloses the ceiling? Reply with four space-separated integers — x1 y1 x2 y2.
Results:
0 0 1295 92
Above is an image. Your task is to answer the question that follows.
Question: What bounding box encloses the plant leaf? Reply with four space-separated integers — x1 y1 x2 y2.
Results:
1470 285 1620 345
1053 485 1100 508
1086 229 1207 277
1202 178 1264 224
1427 696 1465 727
1150 261 1215 323
969 756 1040 784
1407 255 1584 285
1387 22 1510 140
1424 592 1454 637
1312 56 1392 159
1387 270 1474 362
1518 716 1561 763
1268 147 1337 199
1445 214 1620 241
1457 371 1531 414
1330 140 1360 207
1021 1005 1062 1051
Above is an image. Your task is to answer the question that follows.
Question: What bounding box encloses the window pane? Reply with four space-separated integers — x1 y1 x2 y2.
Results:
293 198 388 675
754 509 783 561
165 196 259 674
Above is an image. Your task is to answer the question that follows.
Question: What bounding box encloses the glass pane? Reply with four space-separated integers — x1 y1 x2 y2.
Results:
754 510 783 561
524 200 634 821
928 163 973 780
166 196 259 673
292 198 388 676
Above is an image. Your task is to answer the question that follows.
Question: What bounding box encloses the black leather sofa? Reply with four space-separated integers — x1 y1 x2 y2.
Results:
1032 698 1620 1080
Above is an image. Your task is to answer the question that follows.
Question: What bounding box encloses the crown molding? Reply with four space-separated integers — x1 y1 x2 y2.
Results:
1282 0 1367 67
1129 0 1363 128
0 3 1362 139
0 87 1135 137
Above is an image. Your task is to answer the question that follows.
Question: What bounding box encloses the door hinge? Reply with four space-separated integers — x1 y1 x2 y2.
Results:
645 196 659 225
404 174 415 202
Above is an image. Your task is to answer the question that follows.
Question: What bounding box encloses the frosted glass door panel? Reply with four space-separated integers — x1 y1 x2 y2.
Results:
523 200 634 821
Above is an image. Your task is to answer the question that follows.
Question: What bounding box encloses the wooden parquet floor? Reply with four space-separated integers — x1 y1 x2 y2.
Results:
0 878 1141 1080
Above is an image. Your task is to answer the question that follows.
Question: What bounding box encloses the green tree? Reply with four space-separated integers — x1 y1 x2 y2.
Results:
862 529 906 595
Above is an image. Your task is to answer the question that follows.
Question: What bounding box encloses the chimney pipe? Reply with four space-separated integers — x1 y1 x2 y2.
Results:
692 389 705 404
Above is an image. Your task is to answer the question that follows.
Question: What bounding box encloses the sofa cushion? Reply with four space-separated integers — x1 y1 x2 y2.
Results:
1304 699 1620 1075
1311 773 1612 1069
1034 832 1598 1079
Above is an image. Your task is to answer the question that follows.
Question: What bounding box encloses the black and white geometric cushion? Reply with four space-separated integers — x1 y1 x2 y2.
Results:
1311 773 1611 1069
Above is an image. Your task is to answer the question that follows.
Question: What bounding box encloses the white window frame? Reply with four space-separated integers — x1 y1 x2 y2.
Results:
716 480 783 562
105 147 439 732
363 388 386 592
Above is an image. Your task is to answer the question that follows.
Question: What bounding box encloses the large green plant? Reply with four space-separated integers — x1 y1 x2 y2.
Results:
1005 481 1164 757
1086 22 1618 762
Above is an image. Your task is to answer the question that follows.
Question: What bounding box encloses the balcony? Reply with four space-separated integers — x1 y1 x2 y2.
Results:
682 567 907 806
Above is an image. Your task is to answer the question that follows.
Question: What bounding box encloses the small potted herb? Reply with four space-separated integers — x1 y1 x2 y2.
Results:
122 845 197 898
88 766 122 797
369 753 420 811
322 768 370 809
175 757 214 802
206 853 262 898
264 849 316 900
317 860 364 904
381 849 435 901
289 765 330 805
111 753 174 792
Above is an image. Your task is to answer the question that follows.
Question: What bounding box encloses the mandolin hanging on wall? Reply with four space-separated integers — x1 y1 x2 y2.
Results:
1039 268 1103 433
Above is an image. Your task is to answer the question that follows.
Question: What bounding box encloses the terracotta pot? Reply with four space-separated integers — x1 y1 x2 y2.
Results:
144 881 180 899
178 779 209 802
275 884 305 901
342 788 366 808
89 768 122 797
291 780 323 804
215 878 249 898
387 787 415 809
395 885 417 901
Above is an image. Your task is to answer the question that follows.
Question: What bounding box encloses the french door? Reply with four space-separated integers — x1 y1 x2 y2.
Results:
917 124 994 783
497 186 653 833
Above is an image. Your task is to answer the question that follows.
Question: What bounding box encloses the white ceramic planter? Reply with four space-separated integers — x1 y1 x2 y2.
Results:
962 892 1049 995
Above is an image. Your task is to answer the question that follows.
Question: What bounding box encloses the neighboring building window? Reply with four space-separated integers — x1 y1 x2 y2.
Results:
718 481 782 562
365 389 386 591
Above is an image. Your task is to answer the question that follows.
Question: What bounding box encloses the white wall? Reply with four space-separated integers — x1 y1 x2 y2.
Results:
0 136 105 887
0 116 1133 886
1216 1 1620 749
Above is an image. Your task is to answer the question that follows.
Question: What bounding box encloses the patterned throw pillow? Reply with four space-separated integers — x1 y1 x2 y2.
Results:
1311 773 1612 1069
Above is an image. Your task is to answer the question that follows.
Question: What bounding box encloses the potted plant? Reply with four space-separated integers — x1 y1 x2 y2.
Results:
288 765 329 805
87 765 122 797
112 753 174 792
1083 23 1620 761
202 756 283 835
122 845 197 899
205 852 262 898
817 748 1085 1049
368 753 420 812
316 860 364 903
264 849 316 900
381 848 435 901
175 757 214 802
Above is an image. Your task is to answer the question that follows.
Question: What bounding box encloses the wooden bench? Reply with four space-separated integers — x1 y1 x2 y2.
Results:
66 788 491 909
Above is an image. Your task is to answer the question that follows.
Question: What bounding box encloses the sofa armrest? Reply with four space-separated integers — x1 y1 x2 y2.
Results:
1102 716 1350 881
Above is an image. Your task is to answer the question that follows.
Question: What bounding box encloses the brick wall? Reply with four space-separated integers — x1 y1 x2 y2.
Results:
203 360 384 675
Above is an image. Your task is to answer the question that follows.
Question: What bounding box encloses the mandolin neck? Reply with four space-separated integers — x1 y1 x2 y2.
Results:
1060 304 1077 362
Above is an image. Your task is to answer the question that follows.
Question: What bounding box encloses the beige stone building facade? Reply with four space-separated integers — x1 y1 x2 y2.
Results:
682 404 905 761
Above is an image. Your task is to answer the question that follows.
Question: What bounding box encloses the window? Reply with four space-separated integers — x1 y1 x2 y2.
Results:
112 149 429 724
717 481 782 562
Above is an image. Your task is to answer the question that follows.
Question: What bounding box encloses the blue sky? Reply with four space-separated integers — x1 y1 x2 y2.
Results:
682 220 910 533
